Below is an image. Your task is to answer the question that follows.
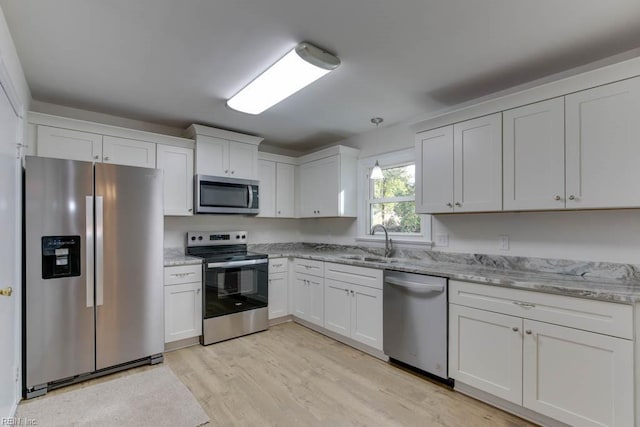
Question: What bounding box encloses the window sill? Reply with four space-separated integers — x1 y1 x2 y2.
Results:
355 236 433 247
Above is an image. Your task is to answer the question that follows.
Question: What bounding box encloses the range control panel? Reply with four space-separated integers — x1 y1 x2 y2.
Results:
187 231 248 247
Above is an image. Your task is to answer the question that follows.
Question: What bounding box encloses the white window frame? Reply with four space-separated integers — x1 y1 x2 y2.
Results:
357 148 432 246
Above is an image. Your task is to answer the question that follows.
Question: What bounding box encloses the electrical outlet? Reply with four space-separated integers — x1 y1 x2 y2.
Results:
499 235 510 251
436 234 449 247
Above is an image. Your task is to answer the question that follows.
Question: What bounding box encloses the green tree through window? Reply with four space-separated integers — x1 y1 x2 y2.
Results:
370 164 420 234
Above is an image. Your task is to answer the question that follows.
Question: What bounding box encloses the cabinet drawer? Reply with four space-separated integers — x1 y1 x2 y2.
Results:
324 262 382 290
164 264 202 285
294 258 324 277
449 280 632 339
269 258 288 274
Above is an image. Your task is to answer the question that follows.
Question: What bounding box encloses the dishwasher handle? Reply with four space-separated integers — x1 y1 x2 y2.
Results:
384 276 445 293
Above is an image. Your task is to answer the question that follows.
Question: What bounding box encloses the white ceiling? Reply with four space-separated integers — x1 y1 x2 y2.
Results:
3 0 640 151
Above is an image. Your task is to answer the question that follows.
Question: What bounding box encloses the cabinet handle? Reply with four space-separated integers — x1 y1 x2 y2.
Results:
512 327 519 332
188 208 193 212
272 263 283 268
317 210 320 214
197 288 201 294
525 330 532 335
568 195 576 201
231 170 235 174
345 289 349 293
350 290 354 296
104 156 110 161
455 202 462 207
554 195 561 201
513 301 535 309
446 203 453 208
225 170 229 174
277 211 281 215
94 155 100 160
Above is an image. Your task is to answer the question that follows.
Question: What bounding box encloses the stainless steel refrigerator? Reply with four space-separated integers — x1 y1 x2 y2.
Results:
23 156 164 398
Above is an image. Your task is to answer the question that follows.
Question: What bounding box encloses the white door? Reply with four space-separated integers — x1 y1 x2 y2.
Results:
276 163 296 217
164 282 202 343
323 279 350 336
307 276 324 327
449 305 523 405
503 98 565 210
228 142 258 179
415 125 454 213
196 136 228 176
523 320 633 427
37 125 102 162
292 273 310 320
257 159 276 217
0 83 20 417
102 136 156 168
350 283 383 350
566 77 640 209
156 145 194 216
268 272 288 319
453 113 502 212
299 156 339 217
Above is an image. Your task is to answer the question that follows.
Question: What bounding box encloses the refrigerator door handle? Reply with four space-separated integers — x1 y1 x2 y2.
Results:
85 196 94 308
96 196 104 306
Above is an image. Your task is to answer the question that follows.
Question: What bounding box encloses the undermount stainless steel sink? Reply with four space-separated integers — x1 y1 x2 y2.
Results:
339 255 399 263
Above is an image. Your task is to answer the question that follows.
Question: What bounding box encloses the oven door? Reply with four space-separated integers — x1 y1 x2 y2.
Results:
203 258 268 319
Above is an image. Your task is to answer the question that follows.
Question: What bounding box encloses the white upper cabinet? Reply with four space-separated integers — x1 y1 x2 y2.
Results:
37 125 103 162
503 98 565 210
453 113 502 212
565 77 640 209
185 124 262 180
415 114 502 214
257 159 276 217
415 126 454 213
276 162 296 217
156 144 194 216
298 145 359 218
102 136 156 168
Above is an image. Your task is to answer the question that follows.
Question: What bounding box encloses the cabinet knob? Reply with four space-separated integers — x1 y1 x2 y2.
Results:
231 170 235 174
512 327 519 332
94 155 100 160
345 289 349 293
225 170 229 174
350 290 354 295
277 211 281 215
554 195 561 201
525 330 532 335
446 203 453 208
317 210 320 214
104 156 110 161
196 288 201 294
568 195 576 201
188 208 193 212
455 202 462 207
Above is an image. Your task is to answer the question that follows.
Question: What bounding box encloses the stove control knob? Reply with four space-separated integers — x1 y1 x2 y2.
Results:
191 236 196 241
236 235 240 239
242 235 246 239
198 236 203 241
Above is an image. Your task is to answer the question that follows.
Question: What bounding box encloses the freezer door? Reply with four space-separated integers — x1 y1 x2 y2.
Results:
24 156 95 388
95 163 164 370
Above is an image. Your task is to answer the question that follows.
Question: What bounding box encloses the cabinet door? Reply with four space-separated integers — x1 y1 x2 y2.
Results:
453 113 502 212
37 125 102 162
164 282 202 343
307 275 325 327
268 272 288 319
102 136 156 168
566 77 640 209
299 156 339 217
229 142 258 180
324 279 351 336
503 98 565 210
156 145 194 216
276 163 296 217
415 126 454 213
350 283 383 350
523 320 633 427
257 159 276 217
292 273 310 320
449 304 523 405
196 136 228 177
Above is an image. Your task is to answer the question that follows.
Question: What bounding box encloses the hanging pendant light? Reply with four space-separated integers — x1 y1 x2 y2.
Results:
370 118 384 180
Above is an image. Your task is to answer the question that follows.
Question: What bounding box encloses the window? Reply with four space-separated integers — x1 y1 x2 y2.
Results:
358 149 431 243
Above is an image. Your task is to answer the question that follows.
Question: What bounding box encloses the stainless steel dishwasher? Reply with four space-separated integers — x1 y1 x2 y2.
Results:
383 270 450 383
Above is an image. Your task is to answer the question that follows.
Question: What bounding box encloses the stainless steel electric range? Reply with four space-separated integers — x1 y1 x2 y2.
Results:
186 231 269 345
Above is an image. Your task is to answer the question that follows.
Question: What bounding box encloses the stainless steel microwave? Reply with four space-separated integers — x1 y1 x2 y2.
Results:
194 175 259 214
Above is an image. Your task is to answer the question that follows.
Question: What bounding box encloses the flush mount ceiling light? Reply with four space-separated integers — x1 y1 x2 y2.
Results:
370 118 384 180
226 42 341 115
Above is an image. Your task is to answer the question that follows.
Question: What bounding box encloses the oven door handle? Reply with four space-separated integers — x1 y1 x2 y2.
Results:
207 258 268 269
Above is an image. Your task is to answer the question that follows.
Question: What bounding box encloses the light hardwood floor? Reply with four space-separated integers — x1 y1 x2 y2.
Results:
164 322 535 427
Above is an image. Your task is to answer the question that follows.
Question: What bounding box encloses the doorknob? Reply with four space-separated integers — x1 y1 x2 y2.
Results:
0 287 13 297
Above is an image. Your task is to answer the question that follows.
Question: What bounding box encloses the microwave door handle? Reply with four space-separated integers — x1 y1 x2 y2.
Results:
248 185 254 208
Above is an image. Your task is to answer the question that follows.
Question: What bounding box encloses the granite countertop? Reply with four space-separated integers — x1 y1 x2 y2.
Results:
250 243 640 304
164 248 202 267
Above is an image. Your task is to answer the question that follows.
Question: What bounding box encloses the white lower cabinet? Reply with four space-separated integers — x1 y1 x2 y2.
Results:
293 271 324 327
268 258 289 320
449 280 634 426
164 265 202 343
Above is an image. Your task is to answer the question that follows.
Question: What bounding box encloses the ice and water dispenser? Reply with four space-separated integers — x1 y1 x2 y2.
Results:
41 235 81 279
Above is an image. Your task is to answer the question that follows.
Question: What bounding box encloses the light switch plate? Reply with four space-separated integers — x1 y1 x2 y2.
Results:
499 235 509 251
436 234 449 247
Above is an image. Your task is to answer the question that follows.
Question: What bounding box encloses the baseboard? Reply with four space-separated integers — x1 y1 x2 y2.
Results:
269 315 293 326
293 317 388 361
164 336 200 352
455 382 570 427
